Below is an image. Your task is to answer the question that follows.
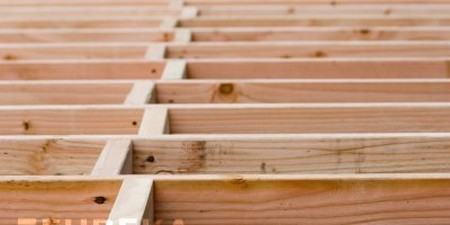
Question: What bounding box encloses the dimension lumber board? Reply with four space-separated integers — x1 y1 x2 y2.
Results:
154 79 450 103
2 0 450 224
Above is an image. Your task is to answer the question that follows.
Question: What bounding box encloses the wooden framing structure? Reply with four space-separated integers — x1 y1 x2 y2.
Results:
2 0 450 224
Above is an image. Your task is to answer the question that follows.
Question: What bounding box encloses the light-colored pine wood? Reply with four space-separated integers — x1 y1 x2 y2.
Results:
0 17 162 29
0 81 132 105
145 45 167 60
167 41 450 59
0 0 168 6
132 133 450 174
0 44 149 61
180 15 450 27
0 138 105 175
0 107 143 135
192 27 450 41
0 7 177 18
186 58 450 79
0 60 164 80
197 4 450 16
167 103 450 134
138 107 170 136
174 29 192 43
170 0 184 8
91 139 133 175
155 79 450 103
186 0 450 5
0 29 173 43
108 177 154 225
161 60 187 80
124 81 156 105
181 7 199 18
0 178 123 225
160 17 178 29
152 174 450 225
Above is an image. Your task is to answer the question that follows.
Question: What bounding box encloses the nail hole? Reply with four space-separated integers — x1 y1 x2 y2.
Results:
146 155 155 163
132 121 138 126
22 120 31 131
93 196 107 205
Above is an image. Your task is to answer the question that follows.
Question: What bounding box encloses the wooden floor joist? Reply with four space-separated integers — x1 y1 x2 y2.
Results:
2 0 450 224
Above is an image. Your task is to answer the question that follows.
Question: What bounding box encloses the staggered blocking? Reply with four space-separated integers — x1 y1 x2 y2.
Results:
2 0 450 224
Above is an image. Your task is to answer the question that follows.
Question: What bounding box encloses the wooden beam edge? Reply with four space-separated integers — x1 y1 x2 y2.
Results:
91 139 133 176
108 177 154 225
138 107 170 136
124 81 156 105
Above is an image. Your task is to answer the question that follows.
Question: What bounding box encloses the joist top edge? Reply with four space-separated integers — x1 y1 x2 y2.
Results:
182 14 450 18
186 0 450 4
3 102 450 110
154 78 450 83
2 132 450 141
2 78 450 85
165 41 450 46
2 41 450 47
189 26 450 32
3 174 450 182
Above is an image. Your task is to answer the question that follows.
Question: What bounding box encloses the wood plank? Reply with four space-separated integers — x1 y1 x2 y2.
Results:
168 103 450 134
108 177 154 225
192 27 450 41
161 60 187 80
0 138 105 175
0 178 123 225
0 17 161 29
0 7 176 18
167 42 450 59
160 17 178 29
152 174 450 225
145 45 167 60
197 4 450 16
0 107 143 135
91 139 133 175
186 59 450 79
0 0 168 6
0 81 133 105
0 44 148 61
170 0 185 8
0 29 173 43
155 79 450 103
174 29 193 43
0 60 164 80
186 0 450 5
182 6 199 18
124 81 156 105
133 133 450 174
138 108 170 136
180 15 450 27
